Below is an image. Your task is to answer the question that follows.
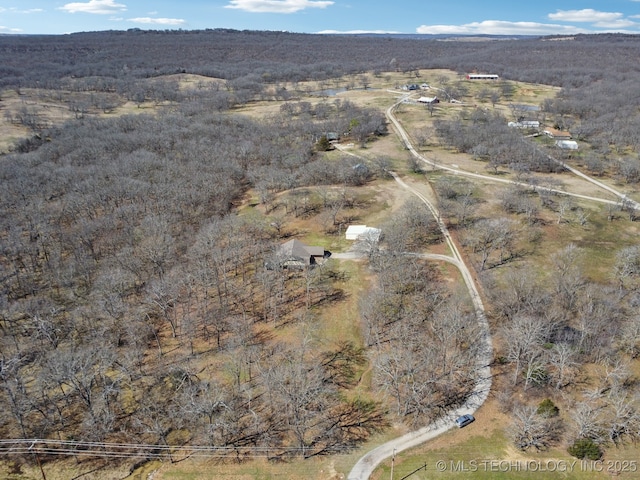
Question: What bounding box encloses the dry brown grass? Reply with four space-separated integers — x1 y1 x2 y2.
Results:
0 89 44 153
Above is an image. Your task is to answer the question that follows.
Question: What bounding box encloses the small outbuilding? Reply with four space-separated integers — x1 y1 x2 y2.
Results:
325 132 339 142
556 140 578 150
345 225 382 242
508 120 540 129
544 128 572 140
466 74 499 80
418 96 439 104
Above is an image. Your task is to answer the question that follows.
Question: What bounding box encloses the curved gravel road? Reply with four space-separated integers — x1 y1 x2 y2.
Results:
346 170 493 480
347 88 633 479
342 93 495 480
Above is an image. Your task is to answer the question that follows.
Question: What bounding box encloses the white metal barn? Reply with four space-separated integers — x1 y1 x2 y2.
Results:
418 96 439 104
556 140 578 150
345 225 381 241
345 225 368 240
466 74 499 80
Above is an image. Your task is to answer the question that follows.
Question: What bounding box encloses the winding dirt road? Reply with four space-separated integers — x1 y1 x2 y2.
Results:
347 90 634 479
344 95 493 478
345 170 492 480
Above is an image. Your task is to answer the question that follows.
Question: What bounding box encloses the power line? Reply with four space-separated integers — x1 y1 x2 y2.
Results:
0 438 349 460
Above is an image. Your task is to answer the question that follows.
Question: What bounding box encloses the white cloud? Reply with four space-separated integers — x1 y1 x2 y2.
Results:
416 20 586 36
0 7 44 14
129 17 187 26
546 9 640 30
60 0 127 15
593 18 638 28
224 0 333 14
318 30 402 34
0 25 23 33
548 9 624 23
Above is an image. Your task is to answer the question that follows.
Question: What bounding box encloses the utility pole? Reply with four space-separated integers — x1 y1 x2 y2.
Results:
29 441 47 480
390 448 396 480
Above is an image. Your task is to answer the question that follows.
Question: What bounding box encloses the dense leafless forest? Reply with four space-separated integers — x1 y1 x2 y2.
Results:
1 30 638 87
2 30 640 473
3 30 640 152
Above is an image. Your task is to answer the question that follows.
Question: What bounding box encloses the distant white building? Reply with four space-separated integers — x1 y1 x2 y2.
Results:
418 96 439 104
556 140 578 150
466 74 499 80
544 128 572 139
508 121 540 129
345 225 382 242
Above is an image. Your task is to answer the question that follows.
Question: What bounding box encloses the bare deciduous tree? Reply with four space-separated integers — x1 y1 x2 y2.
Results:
502 315 548 386
613 245 640 290
570 401 606 443
508 403 561 451
548 342 578 390
465 217 518 270
551 244 585 311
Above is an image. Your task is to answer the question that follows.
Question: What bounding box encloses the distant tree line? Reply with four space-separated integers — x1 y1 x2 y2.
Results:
2 30 640 91
3 30 640 158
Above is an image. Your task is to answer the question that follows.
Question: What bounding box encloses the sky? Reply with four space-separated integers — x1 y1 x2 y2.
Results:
2 0 640 36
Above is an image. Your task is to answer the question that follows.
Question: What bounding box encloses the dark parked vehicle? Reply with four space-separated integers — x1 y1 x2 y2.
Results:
455 414 475 428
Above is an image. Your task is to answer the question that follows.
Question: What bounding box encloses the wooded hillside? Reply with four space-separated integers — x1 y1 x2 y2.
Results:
2 30 640 478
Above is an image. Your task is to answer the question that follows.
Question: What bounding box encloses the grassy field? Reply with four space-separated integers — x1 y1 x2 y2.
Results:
371 395 639 480
375 436 627 480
